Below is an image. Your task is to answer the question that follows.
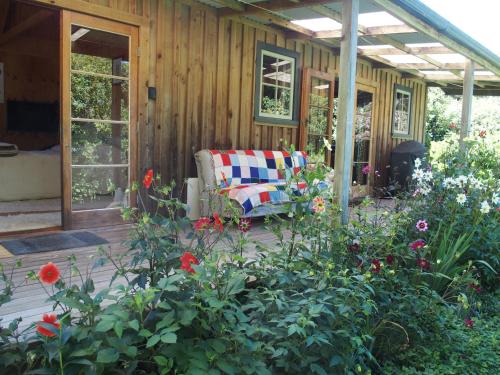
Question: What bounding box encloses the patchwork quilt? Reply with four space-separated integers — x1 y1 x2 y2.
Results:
208 150 309 214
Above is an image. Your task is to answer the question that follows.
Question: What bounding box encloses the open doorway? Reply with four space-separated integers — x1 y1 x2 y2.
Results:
0 1 61 234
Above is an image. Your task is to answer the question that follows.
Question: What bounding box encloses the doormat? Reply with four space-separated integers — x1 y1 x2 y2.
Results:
0 232 109 256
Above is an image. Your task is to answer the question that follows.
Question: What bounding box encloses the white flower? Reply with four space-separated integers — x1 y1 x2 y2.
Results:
414 158 422 168
423 171 433 182
492 193 499 205
456 175 468 188
420 185 431 196
468 176 484 190
312 178 320 186
442 177 455 189
456 193 467 205
480 200 491 214
412 168 424 181
323 138 332 151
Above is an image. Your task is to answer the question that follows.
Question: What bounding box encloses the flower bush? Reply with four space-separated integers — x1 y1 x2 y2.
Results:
0 140 498 374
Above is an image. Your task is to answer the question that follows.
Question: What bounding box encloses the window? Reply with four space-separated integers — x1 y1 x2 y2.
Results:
392 84 412 137
254 42 300 125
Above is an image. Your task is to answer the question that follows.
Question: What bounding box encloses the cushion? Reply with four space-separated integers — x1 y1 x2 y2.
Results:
0 142 18 157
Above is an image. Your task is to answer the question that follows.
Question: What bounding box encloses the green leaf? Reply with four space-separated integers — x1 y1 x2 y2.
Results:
129 319 140 331
96 348 119 364
95 319 114 332
224 274 246 296
180 309 198 326
146 335 161 348
114 321 124 338
160 332 177 344
217 359 236 375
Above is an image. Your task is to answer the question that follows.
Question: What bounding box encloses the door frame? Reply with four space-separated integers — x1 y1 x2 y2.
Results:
299 68 336 165
60 11 138 229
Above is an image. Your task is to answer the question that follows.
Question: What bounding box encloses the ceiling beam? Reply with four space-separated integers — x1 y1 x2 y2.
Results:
315 24 417 38
358 45 452 56
219 0 341 17
371 0 500 77
210 0 245 12
423 74 500 81
0 10 52 46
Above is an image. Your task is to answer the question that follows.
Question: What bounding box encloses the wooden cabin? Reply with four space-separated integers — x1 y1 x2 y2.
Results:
0 0 498 233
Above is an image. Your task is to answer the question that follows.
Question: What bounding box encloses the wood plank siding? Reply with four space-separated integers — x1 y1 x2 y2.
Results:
30 0 428 189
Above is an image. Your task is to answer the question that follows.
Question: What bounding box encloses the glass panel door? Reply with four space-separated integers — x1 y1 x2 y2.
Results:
61 12 137 229
299 69 335 165
352 87 374 196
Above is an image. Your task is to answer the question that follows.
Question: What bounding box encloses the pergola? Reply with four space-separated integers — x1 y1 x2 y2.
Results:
202 0 500 223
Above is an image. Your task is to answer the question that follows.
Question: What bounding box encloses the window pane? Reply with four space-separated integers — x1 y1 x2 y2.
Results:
352 90 373 186
71 75 129 120
277 88 291 116
310 78 330 107
71 122 128 166
277 59 292 88
262 54 277 85
261 85 276 115
72 166 128 210
308 107 328 136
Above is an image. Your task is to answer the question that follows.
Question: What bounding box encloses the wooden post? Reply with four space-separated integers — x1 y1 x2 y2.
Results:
334 0 359 225
459 60 474 147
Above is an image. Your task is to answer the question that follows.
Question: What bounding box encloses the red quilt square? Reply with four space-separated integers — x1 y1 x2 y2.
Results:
282 151 290 157
209 150 220 154
244 150 255 156
221 154 231 166
227 150 236 154
259 191 271 203
263 150 274 158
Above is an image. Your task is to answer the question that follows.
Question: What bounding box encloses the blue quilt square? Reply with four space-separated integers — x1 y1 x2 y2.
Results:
232 166 241 178
229 154 239 165
266 158 276 169
258 168 269 180
242 199 253 214
250 167 259 179
284 156 293 168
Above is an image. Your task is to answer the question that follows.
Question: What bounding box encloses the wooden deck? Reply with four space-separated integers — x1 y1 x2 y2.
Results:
0 222 280 332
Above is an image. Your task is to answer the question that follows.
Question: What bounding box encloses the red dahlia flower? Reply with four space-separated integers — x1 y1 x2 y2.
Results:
468 283 482 293
213 213 224 232
416 258 431 271
371 259 381 273
38 262 60 285
410 239 426 252
238 218 252 233
180 252 199 274
479 130 486 138
386 255 394 265
194 217 211 231
36 313 60 337
464 318 474 328
143 169 154 189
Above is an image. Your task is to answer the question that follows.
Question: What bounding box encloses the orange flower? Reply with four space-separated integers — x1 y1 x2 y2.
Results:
213 213 224 232
180 252 199 273
36 313 60 337
143 169 154 189
194 217 211 231
38 262 60 285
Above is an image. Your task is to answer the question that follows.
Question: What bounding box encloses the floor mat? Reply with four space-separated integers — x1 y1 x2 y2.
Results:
0 232 109 255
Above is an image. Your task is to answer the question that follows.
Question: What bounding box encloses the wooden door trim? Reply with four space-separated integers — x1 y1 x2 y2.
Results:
61 10 139 230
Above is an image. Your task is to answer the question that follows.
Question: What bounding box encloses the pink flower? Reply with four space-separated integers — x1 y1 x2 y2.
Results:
312 196 326 214
238 218 252 233
416 220 428 232
362 165 371 175
464 318 474 328
449 122 457 129
410 239 426 252
468 283 482 293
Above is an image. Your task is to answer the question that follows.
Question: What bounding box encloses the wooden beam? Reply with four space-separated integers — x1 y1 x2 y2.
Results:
252 12 314 36
219 0 341 17
0 10 52 46
459 60 474 147
334 0 359 225
315 24 416 38
371 0 500 77
422 74 499 82
210 0 245 12
359 45 452 56
0 0 10 33
367 55 424 78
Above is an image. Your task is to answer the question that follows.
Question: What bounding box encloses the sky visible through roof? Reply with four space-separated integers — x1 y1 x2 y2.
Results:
420 0 500 57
